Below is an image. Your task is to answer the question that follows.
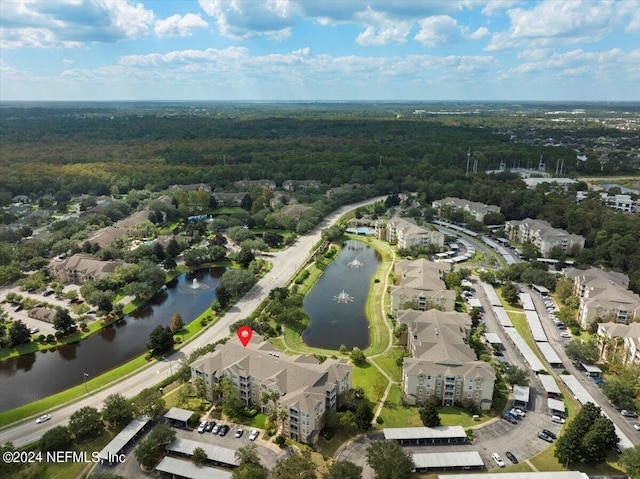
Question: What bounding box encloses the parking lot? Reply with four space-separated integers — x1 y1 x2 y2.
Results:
91 421 285 478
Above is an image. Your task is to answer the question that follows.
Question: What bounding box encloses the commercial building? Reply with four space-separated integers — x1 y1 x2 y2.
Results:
189 335 351 444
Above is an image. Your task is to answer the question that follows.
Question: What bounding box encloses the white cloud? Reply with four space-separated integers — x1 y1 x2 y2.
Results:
480 0 523 16
466 26 489 40
154 13 208 37
414 15 461 47
198 0 294 40
0 0 155 49
487 0 629 51
354 8 412 46
63 58 75 64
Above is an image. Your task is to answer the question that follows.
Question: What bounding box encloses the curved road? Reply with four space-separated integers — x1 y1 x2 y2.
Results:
1 196 386 448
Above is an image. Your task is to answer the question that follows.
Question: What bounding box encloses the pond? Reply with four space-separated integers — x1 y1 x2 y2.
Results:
302 240 380 350
0 268 224 413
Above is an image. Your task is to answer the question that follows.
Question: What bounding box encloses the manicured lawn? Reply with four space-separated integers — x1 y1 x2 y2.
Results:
370 350 402 382
315 428 361 458
438 405 487 427
376 385 422 428
352 362 388 404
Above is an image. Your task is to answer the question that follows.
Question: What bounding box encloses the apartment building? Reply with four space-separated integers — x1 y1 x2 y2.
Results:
565 267 640 329
233 180 276 190
597 322 640 365
398 310 495 410
375 217 444 250
505 218 585 257
190 335 351 444
51 254 130 285
431 197 500 222
390 259 455 315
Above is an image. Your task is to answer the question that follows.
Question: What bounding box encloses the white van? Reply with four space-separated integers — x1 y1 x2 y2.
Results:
492 453 505 468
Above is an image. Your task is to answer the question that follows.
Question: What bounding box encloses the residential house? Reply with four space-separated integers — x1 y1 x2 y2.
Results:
270 191 291 209
390 259 455 315
190 335 351 444
278 204 312 221
326 184 359 197
282 180 321 191
564 267 640 329
505 218 585 257
375 217 444 250
431 197 500 222
51 254 130 285
212 192 247 207
83 210 152 249
397 310 495 410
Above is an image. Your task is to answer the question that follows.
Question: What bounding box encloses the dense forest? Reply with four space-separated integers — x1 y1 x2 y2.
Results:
0 102 638 289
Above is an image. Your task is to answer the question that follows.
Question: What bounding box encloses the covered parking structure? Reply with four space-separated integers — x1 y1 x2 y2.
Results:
484 333 502 350
538 342 563 368
524 310 547 342
383 426 467 445
167 438 239 468
412 451 483 473
164 407 194 429
531 284 551 297
503 327 546 372
519 293 536 311
538 374 561 399
480 282 502 307
98 416 152 464
548 398 566 416
512 385 530 410
439 472 589 479
493 307 513 328
581 363 602 378
156 456 233 479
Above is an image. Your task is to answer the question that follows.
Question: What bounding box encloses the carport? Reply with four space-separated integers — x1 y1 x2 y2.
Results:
164 407 194 429
439 472 589 479
98 416 152 464
538 342 562 367
484 333 502 350
412 451 483 472
383 426 467 445
581 363 602 378
156 456 232 479
538 374 561 399
167 438 239 468
531 284 550 296
512 385 530 410
548 398 566 416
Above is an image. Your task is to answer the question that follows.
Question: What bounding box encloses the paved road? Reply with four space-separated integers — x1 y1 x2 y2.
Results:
0 196 386 448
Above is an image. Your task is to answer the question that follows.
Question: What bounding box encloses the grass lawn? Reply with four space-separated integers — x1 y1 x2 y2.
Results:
352 362 388 405
376 385 422 428
370 349 403 382
438 406 487 427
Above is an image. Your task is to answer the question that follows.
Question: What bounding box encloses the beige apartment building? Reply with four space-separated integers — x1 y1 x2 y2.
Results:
397 310 495 410
431 197 500 222
390 259 455 315
565 267 640 328
375 217 444 250
505 218 585 257
190 335 351 444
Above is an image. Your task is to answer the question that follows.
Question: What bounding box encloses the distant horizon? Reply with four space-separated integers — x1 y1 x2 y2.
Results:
1 1 638 102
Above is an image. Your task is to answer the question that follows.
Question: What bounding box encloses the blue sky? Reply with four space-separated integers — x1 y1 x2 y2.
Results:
1 0 639 101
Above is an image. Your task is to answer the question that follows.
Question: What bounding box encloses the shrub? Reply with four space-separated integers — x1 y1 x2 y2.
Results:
38 334 46 342
79 322 87 330
376 416 384 424
46 334 55 343
294 269 310 284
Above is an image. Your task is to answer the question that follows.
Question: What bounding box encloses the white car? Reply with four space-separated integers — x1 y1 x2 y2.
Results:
492 453 505 468
197 421 207 433
36 414 51 424
551 415 566 424
633 424 640 431
249 429 259 441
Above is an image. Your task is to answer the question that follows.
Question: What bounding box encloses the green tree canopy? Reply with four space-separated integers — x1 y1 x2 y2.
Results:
146 325 174 356
565 339 600 364
620 445 640 478
102 393 135 429
601 379 636 410
39 425 72 452
354 402 374 430
192 446 207 466
8 320 30 346
365 441 414 479
419 402 441 427
68 406 104 442
134 423 176 469
53 308 74 333
504 365 530 387
270 452 316 479
133 388 166 418
323 460 362 479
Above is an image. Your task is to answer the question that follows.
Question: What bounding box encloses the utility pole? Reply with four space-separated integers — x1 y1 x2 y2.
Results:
83 372 89 393
465 147 471 176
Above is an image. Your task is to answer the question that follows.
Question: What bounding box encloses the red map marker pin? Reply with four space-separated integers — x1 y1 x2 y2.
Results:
238 326 252 347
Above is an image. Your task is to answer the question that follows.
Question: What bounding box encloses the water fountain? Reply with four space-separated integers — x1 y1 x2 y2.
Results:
348 257 363 268
191 278 199 290
333 290 354 303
